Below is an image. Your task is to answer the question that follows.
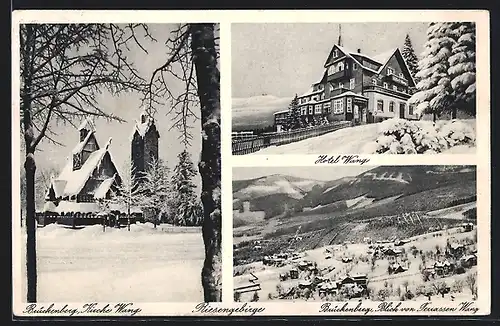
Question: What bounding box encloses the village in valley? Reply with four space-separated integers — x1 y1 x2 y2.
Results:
232 22 476 155
233 166 478 303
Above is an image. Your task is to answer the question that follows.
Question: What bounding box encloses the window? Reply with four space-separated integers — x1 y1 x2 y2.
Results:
324 102 331 113
349 78 355 90
387 67 394 75
393 85 398 91
338 62 344 71
308 106 313 115
372 79 377 85
301 107 307 116
334 49 338 57
333 99 344 114
319 84 324 90
339 82 344 89
315 104 322 114
377 100 384 112
346 98 353 113
400 103 406 115
329 83 334 92
408 104 414 115
321 93 325 100
353 63 358 70
389 101 395 112
399 72 404 78
328 65 335 76
383 82 388 89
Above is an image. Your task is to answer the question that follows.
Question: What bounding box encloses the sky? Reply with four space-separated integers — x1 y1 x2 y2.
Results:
231 22 429 114
21 24 207 189
233 165 375 181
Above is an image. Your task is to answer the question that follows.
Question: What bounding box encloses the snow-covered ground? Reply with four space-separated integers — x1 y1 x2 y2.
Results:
249 122 476 155
17 223 204 302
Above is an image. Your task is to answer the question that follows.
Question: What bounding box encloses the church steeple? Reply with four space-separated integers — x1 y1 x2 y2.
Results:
337 24 343 46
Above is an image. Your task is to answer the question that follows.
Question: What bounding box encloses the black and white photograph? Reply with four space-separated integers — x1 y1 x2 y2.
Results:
232 23 477 155
233 165 478 302
15 22 221 303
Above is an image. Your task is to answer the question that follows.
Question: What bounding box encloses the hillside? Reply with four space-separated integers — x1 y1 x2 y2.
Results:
233 166 477 264
233 166 476 221
232 95 291 131
233 174 324 219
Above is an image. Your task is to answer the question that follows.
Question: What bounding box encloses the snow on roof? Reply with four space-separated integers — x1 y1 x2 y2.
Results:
274 109 289 115
78 118 96 132
93 174 116 199
71 129 94 155
299 87 323 98
54 137 116 198
41 201 57 213
331 91 368 99
55 201 98 214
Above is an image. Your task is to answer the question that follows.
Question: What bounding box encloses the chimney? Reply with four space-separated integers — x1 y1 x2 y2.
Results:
357 49 361 53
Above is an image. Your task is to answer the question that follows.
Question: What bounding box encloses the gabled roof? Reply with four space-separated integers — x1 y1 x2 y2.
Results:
323 44 416 87
51 137 119 198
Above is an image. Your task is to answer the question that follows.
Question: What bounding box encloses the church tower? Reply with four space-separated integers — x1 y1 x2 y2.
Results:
131 112 160 183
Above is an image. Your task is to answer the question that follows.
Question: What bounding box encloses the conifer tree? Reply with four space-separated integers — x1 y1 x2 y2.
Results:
138 157 170 228
409 22 456 121
285 94 301 130
447 22 476 117
112 161 145 231
169 150 201 226
402 34 419 80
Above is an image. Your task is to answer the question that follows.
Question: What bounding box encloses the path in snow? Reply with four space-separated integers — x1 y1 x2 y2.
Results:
249 122 476 155
250 124 380 155
18 224 204 302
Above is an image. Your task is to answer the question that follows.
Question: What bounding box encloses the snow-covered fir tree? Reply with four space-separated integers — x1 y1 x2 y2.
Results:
112 161 145 230
285 94 302 130
409 22 456 121
401 34 419 82
448 22 476 117
169 150 202 226
138 157 170 228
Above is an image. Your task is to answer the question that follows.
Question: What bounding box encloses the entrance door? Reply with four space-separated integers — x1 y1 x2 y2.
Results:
399 103 406 119
354 105 359 124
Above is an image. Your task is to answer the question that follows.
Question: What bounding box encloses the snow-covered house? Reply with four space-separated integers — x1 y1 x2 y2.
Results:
277 39 418 128
43 118 123 216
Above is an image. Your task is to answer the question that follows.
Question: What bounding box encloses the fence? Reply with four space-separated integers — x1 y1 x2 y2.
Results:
232 121 352 155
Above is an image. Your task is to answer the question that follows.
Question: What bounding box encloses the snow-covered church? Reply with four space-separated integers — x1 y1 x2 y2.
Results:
38 113 159 226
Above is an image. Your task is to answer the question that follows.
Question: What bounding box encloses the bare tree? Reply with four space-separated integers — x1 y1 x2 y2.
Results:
145 23 221 301
20 23 153 302
465 271 478 298
112 161 145 231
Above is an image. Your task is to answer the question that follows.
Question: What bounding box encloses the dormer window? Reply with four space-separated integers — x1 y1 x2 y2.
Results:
334 49 339 57
339 82 344 89
383 82 389 89
372 79 377 85
387 67 394 75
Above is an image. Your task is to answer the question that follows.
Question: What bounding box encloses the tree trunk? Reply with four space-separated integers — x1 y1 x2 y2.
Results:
191 23 222 302
25 154 37 303
22 24 37 303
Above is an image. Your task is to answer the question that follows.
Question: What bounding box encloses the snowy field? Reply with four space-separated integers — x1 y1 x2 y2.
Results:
18 223 204 302
250 121 476 155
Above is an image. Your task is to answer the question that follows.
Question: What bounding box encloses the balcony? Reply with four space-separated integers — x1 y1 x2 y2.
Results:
384 73 409 86
363 84 410 99
327 69 351 81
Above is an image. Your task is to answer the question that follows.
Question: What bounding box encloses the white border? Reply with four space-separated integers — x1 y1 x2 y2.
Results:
12 9 490 317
